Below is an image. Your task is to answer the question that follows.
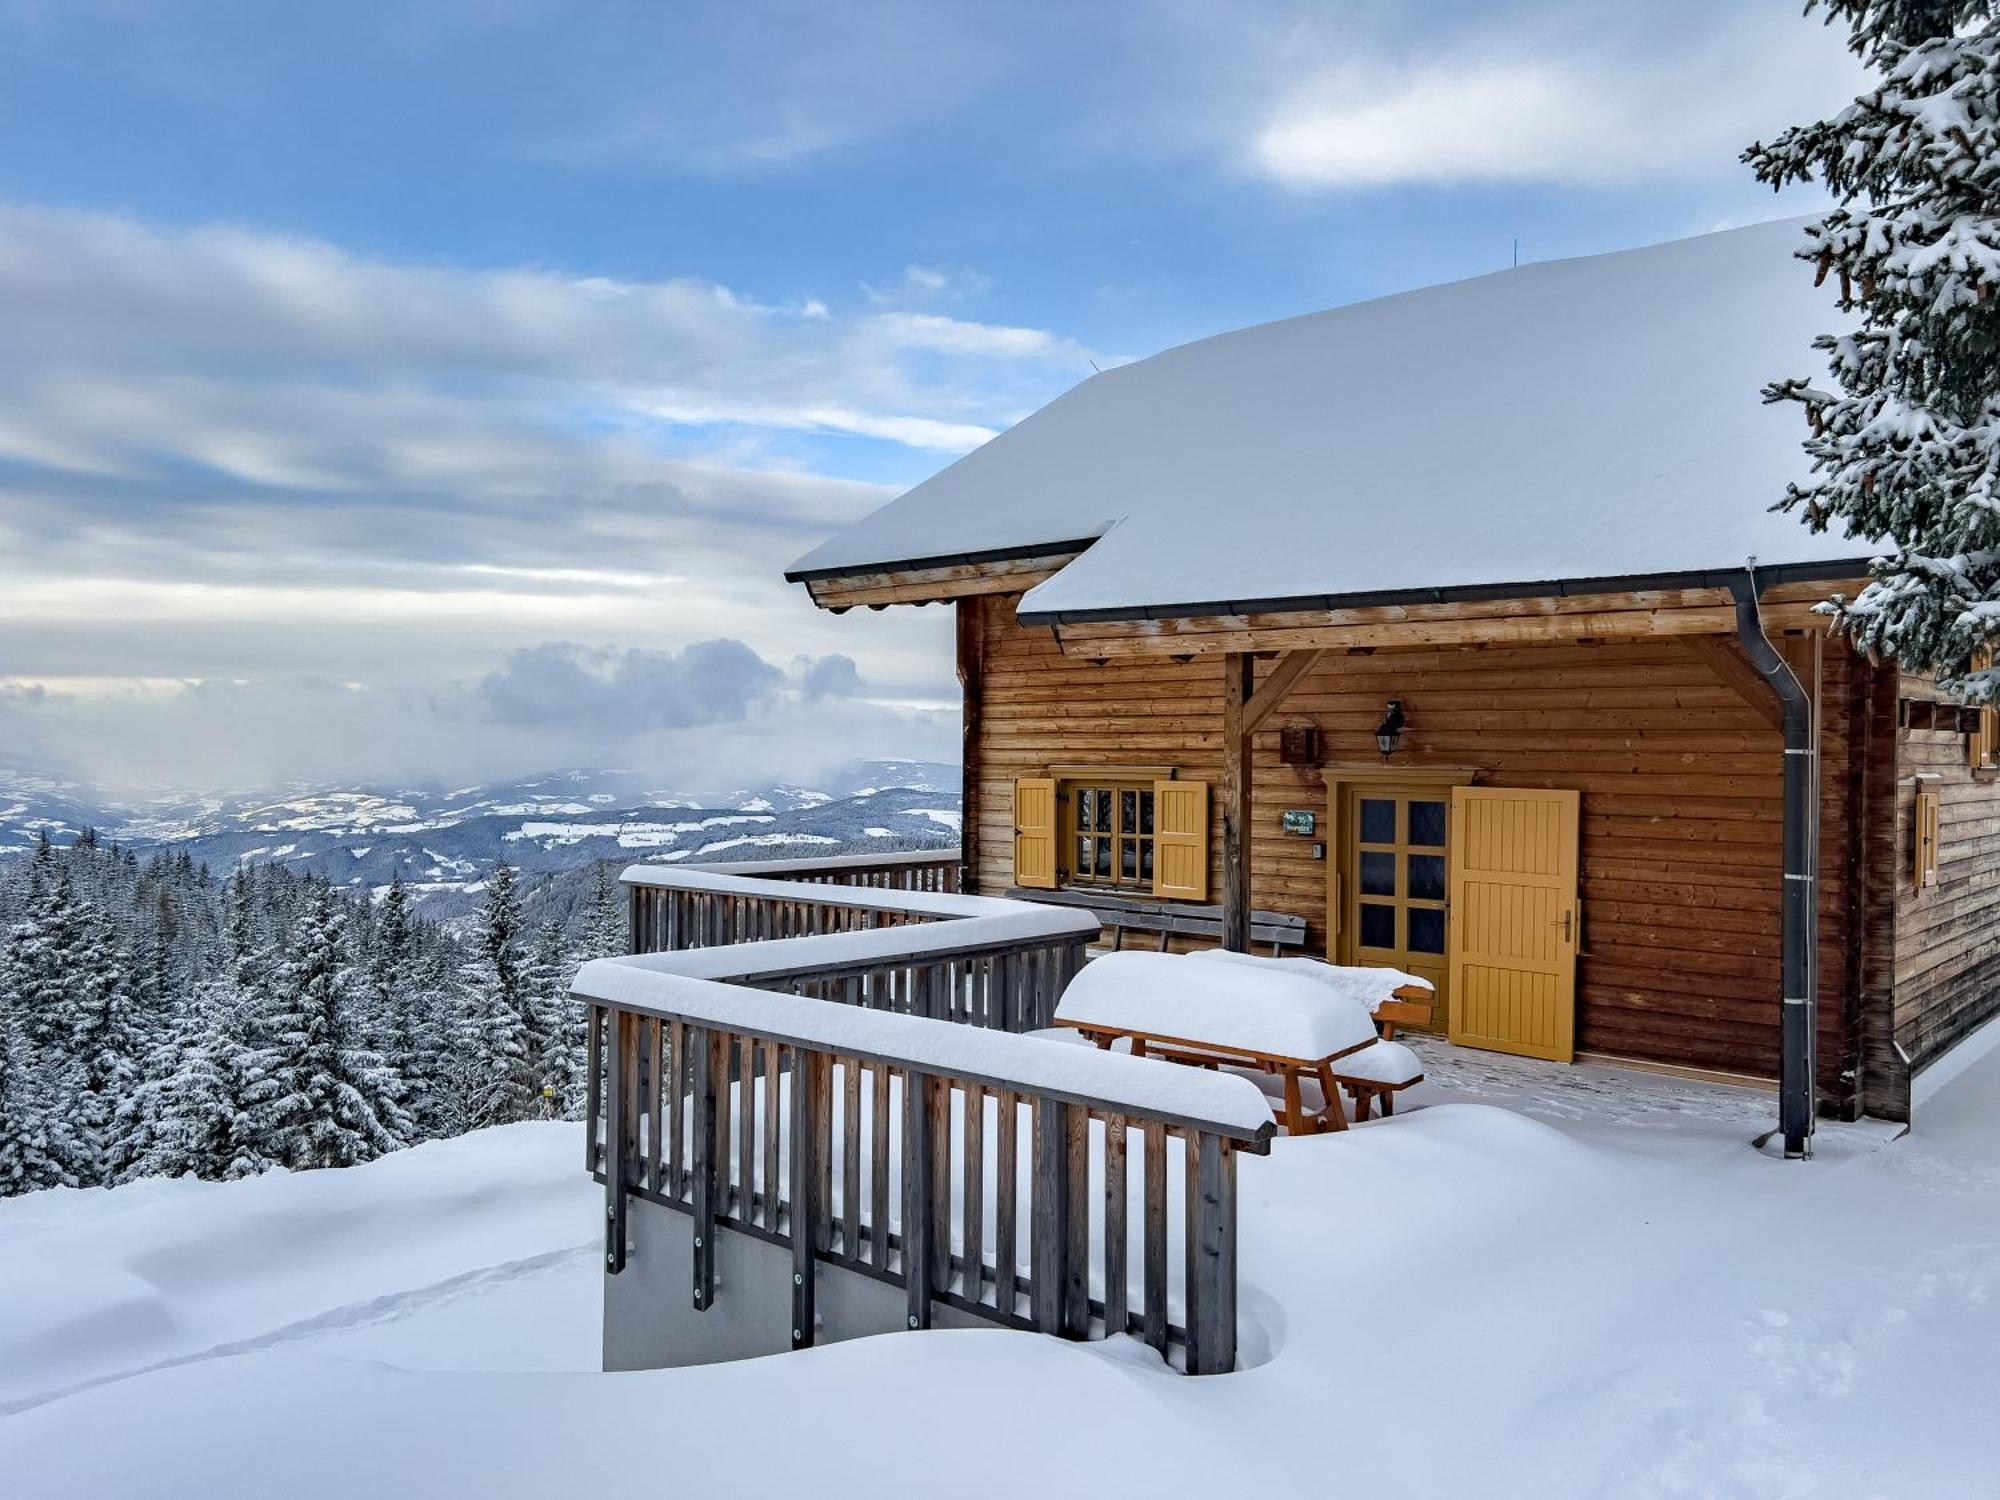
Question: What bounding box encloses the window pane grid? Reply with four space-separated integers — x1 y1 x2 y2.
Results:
1064 780 1157 892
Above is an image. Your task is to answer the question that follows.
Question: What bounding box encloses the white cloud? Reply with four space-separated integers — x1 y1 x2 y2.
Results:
1248 8 1865 190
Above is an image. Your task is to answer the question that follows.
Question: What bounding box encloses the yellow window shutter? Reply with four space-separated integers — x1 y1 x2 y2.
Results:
1013 777 1057 889
1972 652 1996 768
1152 779 1209 901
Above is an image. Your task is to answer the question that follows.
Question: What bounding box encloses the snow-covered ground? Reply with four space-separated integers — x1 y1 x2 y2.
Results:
4 1031 1998 1497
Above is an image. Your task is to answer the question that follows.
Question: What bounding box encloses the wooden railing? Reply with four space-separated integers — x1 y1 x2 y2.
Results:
575 961 1275 1375
626 865 1084 1031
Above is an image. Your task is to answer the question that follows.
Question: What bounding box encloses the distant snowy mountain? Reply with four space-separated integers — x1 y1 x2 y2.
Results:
0 759 960 916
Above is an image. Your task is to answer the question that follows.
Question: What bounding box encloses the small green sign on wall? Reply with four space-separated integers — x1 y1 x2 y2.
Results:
1281 809 1316 836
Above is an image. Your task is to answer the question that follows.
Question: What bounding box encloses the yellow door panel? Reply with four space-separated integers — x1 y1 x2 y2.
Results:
1448 786 1579 1062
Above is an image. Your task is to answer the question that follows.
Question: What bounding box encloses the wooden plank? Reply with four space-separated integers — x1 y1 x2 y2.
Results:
929 1072 952 1292
996 1088 1020 1316
1183 1133 1237 1375
1103 1111 1128 1335
1677 636 1786 730
963 1084 985 1304
690 1027 717 1311
1242 649 1326 733
583 1004 603 1173
604 1010 630 1275
872 1062 893 1269
1142 1122 1168 1357
1221 651 1254 952
763 1040 781 1228
738 1035 756 1223
788 1044 819 1350
1057 606 1743 657
667 1018 685 1200
713 1025 733 1220
646 1016 664 1195
958 598 986 894
904 1070 934 1330
1030 1097 1072 1336
842 1056 862 1256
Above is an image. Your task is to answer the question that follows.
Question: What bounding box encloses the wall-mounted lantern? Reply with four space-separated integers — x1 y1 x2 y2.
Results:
1374 698 1407 757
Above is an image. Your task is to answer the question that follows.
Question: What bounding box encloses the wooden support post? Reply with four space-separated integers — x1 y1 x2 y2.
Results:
604 1009 630 1275
957 597 986 895
788 1046 820 1349
1221 652 1256 952
1183 1133 1238 1375
690 1027 718 1311
904 1070 934 1331
584 1004 604 1174
1031 1097 1087 1337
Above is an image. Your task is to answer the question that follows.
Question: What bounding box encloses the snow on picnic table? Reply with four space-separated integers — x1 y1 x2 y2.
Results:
5 1031 2000 1497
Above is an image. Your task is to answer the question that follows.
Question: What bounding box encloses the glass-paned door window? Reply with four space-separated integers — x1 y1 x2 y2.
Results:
1066 781 1156 890
1342 787 1450 1011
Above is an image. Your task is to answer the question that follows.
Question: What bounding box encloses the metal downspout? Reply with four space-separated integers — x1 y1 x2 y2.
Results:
1730 568 1818 1157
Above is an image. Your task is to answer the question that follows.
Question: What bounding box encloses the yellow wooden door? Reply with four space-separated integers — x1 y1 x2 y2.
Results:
1447 786 1580 1062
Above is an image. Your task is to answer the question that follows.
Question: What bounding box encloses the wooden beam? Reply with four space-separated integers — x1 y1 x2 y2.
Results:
956 598 986 893
1056 605 1744 658
803 552 1083 610
1241 649 1325 734
1676 637 1785 731
1220 653 1255 952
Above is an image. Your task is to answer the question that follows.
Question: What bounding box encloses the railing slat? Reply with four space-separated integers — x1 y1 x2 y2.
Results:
667 1019 685 1200
1104 1111 1128 1335
789 1044 819 1350
996 1088 1018 1317
763 1041 781 1231
1143 1121 1168 1357
1184 1133 1238 1376
842 1056 862 1257
871 1062 893 1271
903 1069 933 1331
962 1083 984 1305
691 1027 717 1310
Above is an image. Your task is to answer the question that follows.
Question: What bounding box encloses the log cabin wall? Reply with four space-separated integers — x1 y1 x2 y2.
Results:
1889 669 2000 1079
966 593 1867 1107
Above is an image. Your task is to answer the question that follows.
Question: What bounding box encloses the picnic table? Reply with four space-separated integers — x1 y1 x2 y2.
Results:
1054 950 1434 1134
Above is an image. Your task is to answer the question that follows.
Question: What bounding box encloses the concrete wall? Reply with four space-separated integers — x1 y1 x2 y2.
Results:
604 1196 988 1371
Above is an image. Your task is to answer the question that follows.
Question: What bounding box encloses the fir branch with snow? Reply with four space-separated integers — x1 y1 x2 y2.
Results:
1746 0 2000 691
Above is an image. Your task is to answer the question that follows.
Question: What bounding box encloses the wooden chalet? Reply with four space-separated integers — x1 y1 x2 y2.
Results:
785 219 2000 1156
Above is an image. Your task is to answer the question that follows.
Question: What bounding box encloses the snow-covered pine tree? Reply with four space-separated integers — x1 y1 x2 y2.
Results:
525 916 576 1119
1745 1 2000 687
120 979 262 1182
580 860 627 960
454 862 536 1129
240 885 403 1170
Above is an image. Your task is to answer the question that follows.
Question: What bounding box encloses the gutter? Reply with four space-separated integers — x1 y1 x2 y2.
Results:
783 537 1104 585
1729 566 1819 1159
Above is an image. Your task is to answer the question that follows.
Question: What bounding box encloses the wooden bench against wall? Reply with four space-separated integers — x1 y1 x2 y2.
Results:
1003 888 1308 955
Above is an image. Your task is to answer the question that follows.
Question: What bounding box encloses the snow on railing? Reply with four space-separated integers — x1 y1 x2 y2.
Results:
623 864 1095 1031
573 957 1273 1374
678 846 963 890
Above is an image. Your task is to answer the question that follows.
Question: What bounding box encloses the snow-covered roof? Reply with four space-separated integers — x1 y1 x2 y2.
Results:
789 218 1876 618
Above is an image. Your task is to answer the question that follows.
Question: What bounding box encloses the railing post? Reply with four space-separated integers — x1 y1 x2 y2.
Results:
1183 1132 1238 1375
788 1045 820 1349
1031 1097 1088 1339
690 1026 718 1311
903 1069 933 1331
604 1008 633 1275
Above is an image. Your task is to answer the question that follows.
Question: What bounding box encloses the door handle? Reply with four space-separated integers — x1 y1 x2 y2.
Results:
1552 909 1575 943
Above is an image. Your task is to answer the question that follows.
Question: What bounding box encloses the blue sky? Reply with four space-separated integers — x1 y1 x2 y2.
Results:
0 0 1861 790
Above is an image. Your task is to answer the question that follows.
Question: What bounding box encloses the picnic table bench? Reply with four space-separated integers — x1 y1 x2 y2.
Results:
1053 950 1433 1135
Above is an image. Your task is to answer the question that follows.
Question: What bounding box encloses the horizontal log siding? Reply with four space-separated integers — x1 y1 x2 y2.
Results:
969 595 1864 1095
1892 671 2000 1073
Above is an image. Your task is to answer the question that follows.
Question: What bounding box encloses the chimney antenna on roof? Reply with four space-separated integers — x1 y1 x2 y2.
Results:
1512 237 1520 269
1088 358 1102 374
